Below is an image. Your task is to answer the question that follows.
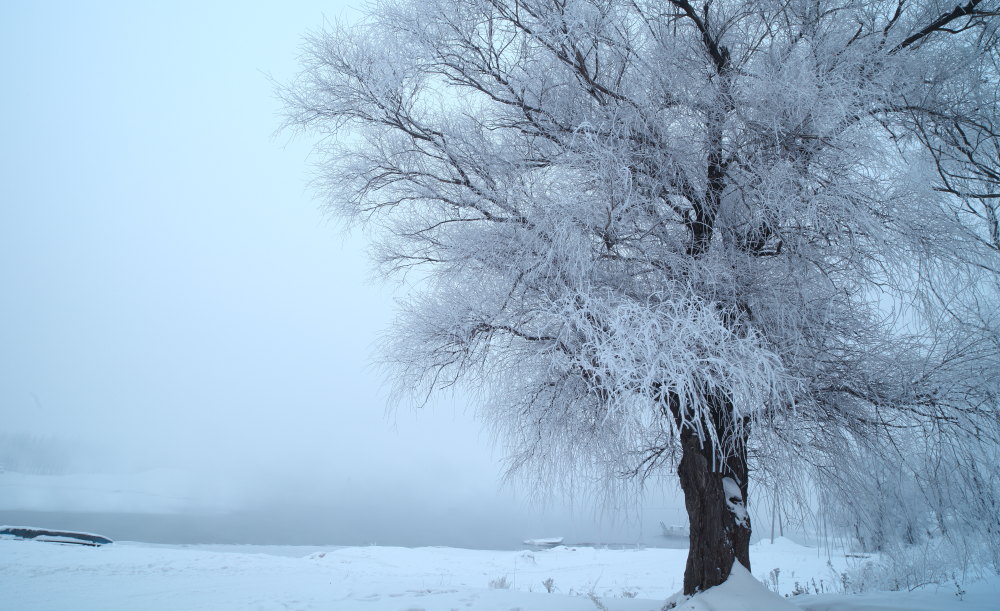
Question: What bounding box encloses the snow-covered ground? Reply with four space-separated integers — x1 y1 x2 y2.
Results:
2 535 996 610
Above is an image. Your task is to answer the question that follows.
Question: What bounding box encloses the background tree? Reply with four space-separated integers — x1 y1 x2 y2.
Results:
282 0 1000 595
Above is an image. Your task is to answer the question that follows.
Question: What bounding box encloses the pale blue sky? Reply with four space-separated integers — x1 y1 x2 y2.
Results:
0 1 682 546
0 0 407 477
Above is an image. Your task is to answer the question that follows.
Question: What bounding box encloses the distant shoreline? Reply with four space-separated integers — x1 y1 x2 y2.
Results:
0 510 685 550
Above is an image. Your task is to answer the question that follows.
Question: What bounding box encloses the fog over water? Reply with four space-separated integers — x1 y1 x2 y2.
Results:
0 1 685 548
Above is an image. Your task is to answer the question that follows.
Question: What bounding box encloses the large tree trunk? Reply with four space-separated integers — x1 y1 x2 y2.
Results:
677 407 751 595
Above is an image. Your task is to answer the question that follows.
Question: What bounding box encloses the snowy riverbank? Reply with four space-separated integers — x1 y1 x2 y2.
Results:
2 536 997 610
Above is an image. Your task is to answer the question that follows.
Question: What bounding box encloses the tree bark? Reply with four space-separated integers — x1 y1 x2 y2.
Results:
677 403 751 595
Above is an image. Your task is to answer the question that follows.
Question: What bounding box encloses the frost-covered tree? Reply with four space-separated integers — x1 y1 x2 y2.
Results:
282 0 1000 594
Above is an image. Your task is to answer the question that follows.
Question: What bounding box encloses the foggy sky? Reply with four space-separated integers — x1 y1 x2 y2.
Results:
0 1 683 546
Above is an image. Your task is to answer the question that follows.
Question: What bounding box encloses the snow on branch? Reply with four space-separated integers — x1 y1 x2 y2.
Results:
283 0 1000 531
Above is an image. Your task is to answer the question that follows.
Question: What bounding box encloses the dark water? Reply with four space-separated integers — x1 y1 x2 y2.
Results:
0 509 682 550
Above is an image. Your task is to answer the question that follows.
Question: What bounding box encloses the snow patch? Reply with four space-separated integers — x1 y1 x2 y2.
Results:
667 563 799 610
722 477 749 527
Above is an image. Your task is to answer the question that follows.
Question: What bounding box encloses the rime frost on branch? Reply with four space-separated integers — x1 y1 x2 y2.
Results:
283 0 1000 559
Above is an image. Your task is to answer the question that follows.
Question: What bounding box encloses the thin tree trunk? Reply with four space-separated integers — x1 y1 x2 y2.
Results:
676 401 751 595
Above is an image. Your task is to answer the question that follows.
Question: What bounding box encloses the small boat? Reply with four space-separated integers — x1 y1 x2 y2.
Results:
523 537 564 546
1 526 113 546
659 522 690 538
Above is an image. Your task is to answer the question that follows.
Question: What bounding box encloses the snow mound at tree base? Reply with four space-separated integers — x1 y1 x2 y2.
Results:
666 563 798 610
